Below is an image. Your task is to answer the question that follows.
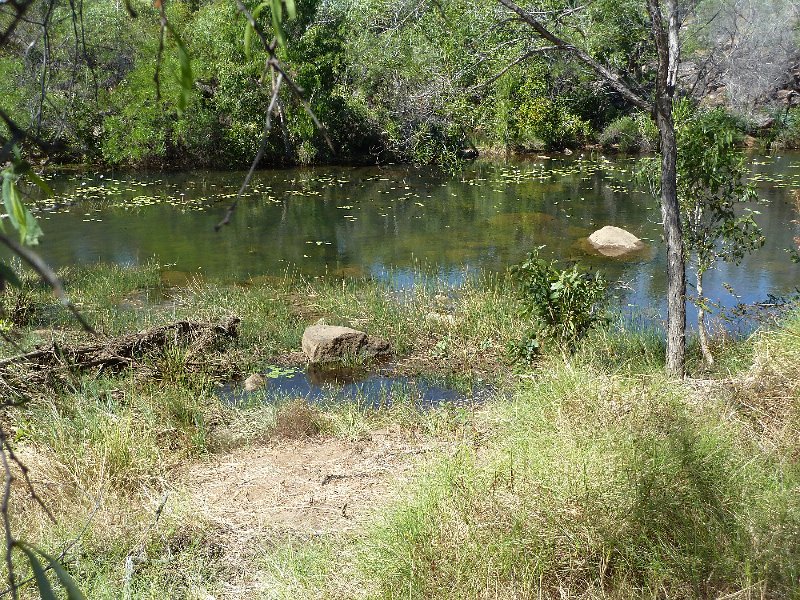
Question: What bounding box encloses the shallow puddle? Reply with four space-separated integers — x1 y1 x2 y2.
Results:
218 364 490 409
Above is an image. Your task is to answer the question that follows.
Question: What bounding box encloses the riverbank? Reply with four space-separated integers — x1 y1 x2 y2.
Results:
4 264 800 598
35 124 800 173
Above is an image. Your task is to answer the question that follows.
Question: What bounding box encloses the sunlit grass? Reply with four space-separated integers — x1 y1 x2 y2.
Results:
5 263 800 598
355 366 800 598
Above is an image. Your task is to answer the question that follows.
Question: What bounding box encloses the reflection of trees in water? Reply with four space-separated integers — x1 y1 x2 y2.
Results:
27 159 800 308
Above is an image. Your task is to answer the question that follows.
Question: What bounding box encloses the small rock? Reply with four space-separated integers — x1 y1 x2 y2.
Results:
365 336 391 357
752 114 775 131
243 373 265 391
587 226 646 257
775 89 799 107
743 135 759 148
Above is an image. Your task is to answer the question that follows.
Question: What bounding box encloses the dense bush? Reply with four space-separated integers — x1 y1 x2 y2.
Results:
600 111 659 152
3 0 787 167
510 252 608 359
774 107 800 149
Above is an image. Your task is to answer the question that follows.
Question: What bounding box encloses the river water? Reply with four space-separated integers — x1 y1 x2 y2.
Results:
25 152 800 325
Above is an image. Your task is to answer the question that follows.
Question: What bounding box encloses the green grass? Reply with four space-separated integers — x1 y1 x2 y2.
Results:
4 264 800 598
345 311 800 598
356 367 800 598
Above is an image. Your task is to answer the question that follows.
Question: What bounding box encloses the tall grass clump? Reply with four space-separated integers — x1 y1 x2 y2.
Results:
773 107 800 149
573 316 666 373
359 368 800 598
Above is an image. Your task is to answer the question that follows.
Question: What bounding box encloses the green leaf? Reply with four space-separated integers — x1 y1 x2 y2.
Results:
26 170 53 197
3 173 43 246
14 543 57 600
244 1 270 59
271 0 285 47
35 547 87 600
166 24 194 115
244 22 253 58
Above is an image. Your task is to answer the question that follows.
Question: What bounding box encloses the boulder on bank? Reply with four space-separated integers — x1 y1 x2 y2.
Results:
301 324 391 363
587 226 646 257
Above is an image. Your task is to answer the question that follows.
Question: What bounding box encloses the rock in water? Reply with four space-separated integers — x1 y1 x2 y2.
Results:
587 226 646 257
243 373 265 391
301 324 390 363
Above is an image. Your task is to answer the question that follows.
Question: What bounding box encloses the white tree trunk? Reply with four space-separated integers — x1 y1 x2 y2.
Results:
696 270 714 365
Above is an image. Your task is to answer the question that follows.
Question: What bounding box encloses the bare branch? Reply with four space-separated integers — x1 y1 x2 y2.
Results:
154 2 167 102
470 45 558 91
215 73 284 231
0 438 16 600
497 0 652 111
216 0 336 231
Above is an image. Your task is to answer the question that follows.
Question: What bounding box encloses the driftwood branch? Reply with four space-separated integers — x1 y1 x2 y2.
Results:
0 316 240 378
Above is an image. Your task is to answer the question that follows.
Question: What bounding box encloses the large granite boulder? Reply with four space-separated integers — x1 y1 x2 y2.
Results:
587 226 646 257
301 324 390 363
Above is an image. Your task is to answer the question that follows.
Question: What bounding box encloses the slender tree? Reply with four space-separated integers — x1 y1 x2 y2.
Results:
497 0 687 375
673 102 764 365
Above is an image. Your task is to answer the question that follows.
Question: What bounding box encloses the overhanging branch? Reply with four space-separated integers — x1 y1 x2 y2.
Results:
497 0 652 111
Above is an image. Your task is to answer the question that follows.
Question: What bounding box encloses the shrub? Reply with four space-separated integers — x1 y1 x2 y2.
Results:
774 107 800 149
513 96 592 150
600 111 658 152
509 251 607 358
275 399 322 439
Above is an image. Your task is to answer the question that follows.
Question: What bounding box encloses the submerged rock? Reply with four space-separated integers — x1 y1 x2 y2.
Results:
587 226 646 257
301 324 391 363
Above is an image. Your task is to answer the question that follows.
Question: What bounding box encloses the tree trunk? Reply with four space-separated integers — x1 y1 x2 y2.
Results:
497 0 688 376
655 99 686 376
648 0 686 377
696 270 714 365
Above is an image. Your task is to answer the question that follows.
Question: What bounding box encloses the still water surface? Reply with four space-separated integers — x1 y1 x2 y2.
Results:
27 153 800 324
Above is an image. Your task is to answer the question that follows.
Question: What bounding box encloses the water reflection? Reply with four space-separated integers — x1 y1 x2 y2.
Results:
218 366 488 409
20 153 800 325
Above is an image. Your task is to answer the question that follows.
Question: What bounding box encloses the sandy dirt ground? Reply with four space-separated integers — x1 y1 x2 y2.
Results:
181 429 441 536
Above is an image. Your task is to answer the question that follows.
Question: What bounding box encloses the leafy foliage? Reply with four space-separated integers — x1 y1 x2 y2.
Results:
773 106 800 149
639 100 765 363
14 541 86 600
1 150 45 247
0 0 670 167
510 251 607 358
599 112 658 152
0 149 48 293
673 100 764 277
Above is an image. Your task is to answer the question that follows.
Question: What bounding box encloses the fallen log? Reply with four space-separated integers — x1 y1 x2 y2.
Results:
0 315 240 376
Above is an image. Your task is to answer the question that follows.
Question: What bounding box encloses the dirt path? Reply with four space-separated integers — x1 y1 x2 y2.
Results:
181 430 440 536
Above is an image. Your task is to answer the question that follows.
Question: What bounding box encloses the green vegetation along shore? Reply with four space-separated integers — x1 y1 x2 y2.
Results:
4 263 799 598
3 0 800 169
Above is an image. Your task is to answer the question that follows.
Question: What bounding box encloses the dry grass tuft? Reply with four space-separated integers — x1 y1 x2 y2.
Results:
274 399 322 439
726 315 800 454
